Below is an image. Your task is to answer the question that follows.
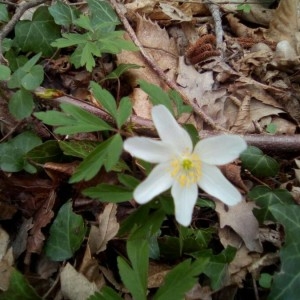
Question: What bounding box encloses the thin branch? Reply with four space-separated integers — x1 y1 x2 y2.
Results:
108 0 229 132
43 93 300 155
0 0 47 63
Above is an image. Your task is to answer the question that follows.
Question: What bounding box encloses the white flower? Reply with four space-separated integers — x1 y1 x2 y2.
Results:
124 105 247 226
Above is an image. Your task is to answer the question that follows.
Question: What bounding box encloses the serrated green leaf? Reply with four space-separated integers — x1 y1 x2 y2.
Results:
103 63 142 81
0 65 11 80
168 89 192 117
0 4 9 23
153 259 206 300
83 183 132 203
9 89 34 120
21 65 44 90
90 81 117 119
70 134 122 182
87 0 120 32
45 202 86 261
0 269 41 300
240 146 279 177
248 186 294 222
26 141 62 164
51 32 89 48
116 97 132 128
139 80 174 114
87 288 123 300
14 6 61 56
34 103 112 134
118 239 149 300
117 174 140 189
59 140 98 158
49 0 79 26
268 204 300 300
73 14 94 31
80 42 99 71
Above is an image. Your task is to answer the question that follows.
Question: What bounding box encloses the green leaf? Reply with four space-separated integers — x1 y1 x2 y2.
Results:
70 134 122 182
90 81 117 119
117 239 149 300
117 174 140 189
240 146 279 177
266 123 277 134
0 64 11 80
116 97 132 128
73 14 94 32
45 202 86 261
191 247 236 290
0 269 41 300
268 204 300 300
139 80 174 114
59 140 98 158
26 141 62 164
87 288 123 300
9 89 34 120
51 32 89 48
0 131 41 173
14 6 61 56
168 89 192 117
83 183 132 203
248 186 294 222
34 103 112 134
21 65 44 90
49 0 79 26
0 4 9 23
259 273 272 289
87 0 120 32
153 259 206 300
103 63 142 81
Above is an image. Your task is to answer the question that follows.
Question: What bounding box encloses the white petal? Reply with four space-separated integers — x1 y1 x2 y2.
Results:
171 182 198 226
124 137 174 163
152 105 193 153
134 162 173 204
194 135 247 165
198 163 242 205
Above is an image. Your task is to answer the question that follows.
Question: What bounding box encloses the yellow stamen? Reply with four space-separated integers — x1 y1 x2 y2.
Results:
170 153 202 187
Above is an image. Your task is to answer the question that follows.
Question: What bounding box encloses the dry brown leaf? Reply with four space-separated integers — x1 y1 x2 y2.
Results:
60 263 98 300
215 200 263 252
148 261 171 288
117 15 177 88
266 0 300 53
159 3 192 22
88 203 119 254
185 283 212 300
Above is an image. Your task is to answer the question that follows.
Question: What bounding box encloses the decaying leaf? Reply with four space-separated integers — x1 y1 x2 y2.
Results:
0 228 13 291
88 203 119 254
60 263 98 300
216 200 263 253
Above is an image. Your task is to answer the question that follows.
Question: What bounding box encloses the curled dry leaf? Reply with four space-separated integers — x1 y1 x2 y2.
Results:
215 200 263 252
88 203 119 254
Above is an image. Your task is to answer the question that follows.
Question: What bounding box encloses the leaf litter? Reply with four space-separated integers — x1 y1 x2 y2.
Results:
1 0 300 299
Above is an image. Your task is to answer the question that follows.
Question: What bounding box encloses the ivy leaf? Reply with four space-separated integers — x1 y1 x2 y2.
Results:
87 0 120 32
248 186 294 222
240 146 279 177
70 134 122 182
49 0 79 26
0 64 11 80
0 269 41 300
0 3 9 22
14 6 61 56
0 131 42 172
26 141 62 164
34 103 112 134
117 239 149 300
45 202 86 261
268 204 300 300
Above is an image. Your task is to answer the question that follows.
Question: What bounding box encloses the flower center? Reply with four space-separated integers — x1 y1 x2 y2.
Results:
170 153 202 187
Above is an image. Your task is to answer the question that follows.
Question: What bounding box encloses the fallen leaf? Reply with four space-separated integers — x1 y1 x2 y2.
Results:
60 263 98 300
88 203 119 254
215 200 263 252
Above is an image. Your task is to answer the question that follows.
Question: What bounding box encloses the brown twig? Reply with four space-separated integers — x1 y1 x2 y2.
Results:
0 0 47 63
43 94 300 155
108 0 229 132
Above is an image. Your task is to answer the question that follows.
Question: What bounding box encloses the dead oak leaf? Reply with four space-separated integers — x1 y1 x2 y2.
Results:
88 203 119 254
215 200 263 253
